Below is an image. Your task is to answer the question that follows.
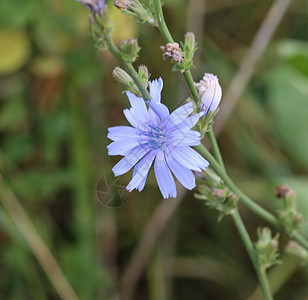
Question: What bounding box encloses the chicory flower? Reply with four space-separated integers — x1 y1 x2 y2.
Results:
107 78 209 199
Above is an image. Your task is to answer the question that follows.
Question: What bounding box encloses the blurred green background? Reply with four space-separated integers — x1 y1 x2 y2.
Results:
0 0 308 299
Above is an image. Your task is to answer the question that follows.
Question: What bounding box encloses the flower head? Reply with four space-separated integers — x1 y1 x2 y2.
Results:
77 0 106 15
107 78 209 199
194 73 222 116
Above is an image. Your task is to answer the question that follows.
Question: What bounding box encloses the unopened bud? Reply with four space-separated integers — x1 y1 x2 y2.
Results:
120 38 141 63
185 32 195 51
256 227 280 269
276 184 297 215
138 65 150 88
184 32 196 62
256 227 272 247
77 0 106 15
160 42 183 63
113 67 133 89
194 73 222 116
114 0 133 10
275 184 293 199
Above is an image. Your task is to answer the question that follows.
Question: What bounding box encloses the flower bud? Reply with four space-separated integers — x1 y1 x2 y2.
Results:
120 38 141 63
113 67 133 89
138 65 150 88
194 73 222 116
275 184 293 199
255 227 280 269
77 0 106 15
113 67 145 96
160 43 183 63
184 32 196 62
275 184 298 215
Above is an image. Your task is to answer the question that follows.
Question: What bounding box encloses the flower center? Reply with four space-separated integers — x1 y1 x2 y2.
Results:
137 123 166 150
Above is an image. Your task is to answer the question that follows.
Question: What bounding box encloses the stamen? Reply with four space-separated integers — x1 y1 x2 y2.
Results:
138 123 166 150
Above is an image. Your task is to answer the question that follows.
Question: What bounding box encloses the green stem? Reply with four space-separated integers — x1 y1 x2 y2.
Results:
206 125 272 299
232 211 273 300
152 0 200 105
94 14 151 101
182 71 200 105
196 143 308 250
152 0 174 43
104 34 151 101
207 128 225 172
197 143 280 226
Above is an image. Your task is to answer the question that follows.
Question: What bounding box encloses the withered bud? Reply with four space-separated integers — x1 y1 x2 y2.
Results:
114 0 133 10
275 184 294 199
160 42 183 63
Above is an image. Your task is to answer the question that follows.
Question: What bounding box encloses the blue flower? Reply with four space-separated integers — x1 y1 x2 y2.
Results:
194 73 222 116
77 0 105 15
107 78 209 199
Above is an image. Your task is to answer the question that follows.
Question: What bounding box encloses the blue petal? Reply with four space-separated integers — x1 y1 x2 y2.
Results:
154 150 177 199
167 102 194 127
171 112 203 131
107 126 138 141
170 146 209 172
149 77 163 103
126 92 149 123
107 138 140 156
165 148 196 190
123 109 143 128
112 146 148 176
126 150 156 192
146 101 169 121
167 130 201 147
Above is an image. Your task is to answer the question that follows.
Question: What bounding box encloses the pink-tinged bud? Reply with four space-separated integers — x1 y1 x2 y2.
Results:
194 73 222 116
275 184 294 199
